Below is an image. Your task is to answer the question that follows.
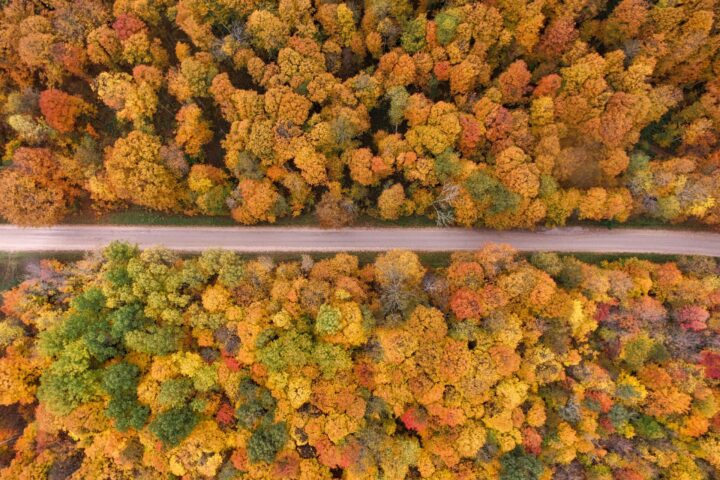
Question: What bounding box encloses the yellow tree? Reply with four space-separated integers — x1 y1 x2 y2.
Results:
95 71 159 129
175 103 213 157
406 102 462 156
167 52 218 102
294 146 328 186
247 10 289 53
187 164 230 216
346 148 393 186
378 184 410 221
101 131 185 211
495 146 540 199
229 178 286 224
450 57 484 96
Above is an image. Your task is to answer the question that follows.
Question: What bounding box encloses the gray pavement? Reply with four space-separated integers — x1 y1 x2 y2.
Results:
0 225 719 256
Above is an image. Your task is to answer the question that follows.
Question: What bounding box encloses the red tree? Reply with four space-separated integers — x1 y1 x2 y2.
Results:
450 288 485 320
676 305 709 331
700 350 720 379
38 89 88 133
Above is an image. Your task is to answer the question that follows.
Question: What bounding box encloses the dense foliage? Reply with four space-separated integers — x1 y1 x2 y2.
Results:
0 243 719 478
1 1 720 226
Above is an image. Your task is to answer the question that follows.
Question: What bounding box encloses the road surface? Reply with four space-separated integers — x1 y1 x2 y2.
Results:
0 225 719 256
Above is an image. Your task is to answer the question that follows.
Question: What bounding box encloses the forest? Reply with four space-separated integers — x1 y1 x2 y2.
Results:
1 0 720 227
0 243 718 478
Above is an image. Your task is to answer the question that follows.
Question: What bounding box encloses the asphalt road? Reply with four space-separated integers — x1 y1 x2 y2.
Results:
1 225 719 256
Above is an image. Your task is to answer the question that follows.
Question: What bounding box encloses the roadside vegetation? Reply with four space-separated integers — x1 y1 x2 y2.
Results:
0 243 719 478
0 251 82 291
10 203 708 231
1 1 720 229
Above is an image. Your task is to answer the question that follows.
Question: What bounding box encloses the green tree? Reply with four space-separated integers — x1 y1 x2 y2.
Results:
124 326 182 356
236 378 277 430
102 362 149 431
387 86 409 129
434 149 461 183
258 330 313 373
149 406 199 447
247 421 288 464
106 396 150 432
37 341 101 415
197 250 245 288
435 9 462 45
500 447 543 480
158 377 195 409
465 171 520 215
315 304 342 336
313 342 351 379
401 16 427 54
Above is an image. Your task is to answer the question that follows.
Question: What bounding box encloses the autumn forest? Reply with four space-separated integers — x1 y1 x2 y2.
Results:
1 0 720 227
2 1 720 479
0 244 719 479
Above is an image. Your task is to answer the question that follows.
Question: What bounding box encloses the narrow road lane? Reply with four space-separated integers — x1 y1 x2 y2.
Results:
1 225 719 256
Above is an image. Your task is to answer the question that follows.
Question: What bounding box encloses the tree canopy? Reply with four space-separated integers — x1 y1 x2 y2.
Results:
0 1 719 227
0 243 720 478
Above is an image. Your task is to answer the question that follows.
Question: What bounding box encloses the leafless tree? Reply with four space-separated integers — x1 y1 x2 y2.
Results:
432 183 460 227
